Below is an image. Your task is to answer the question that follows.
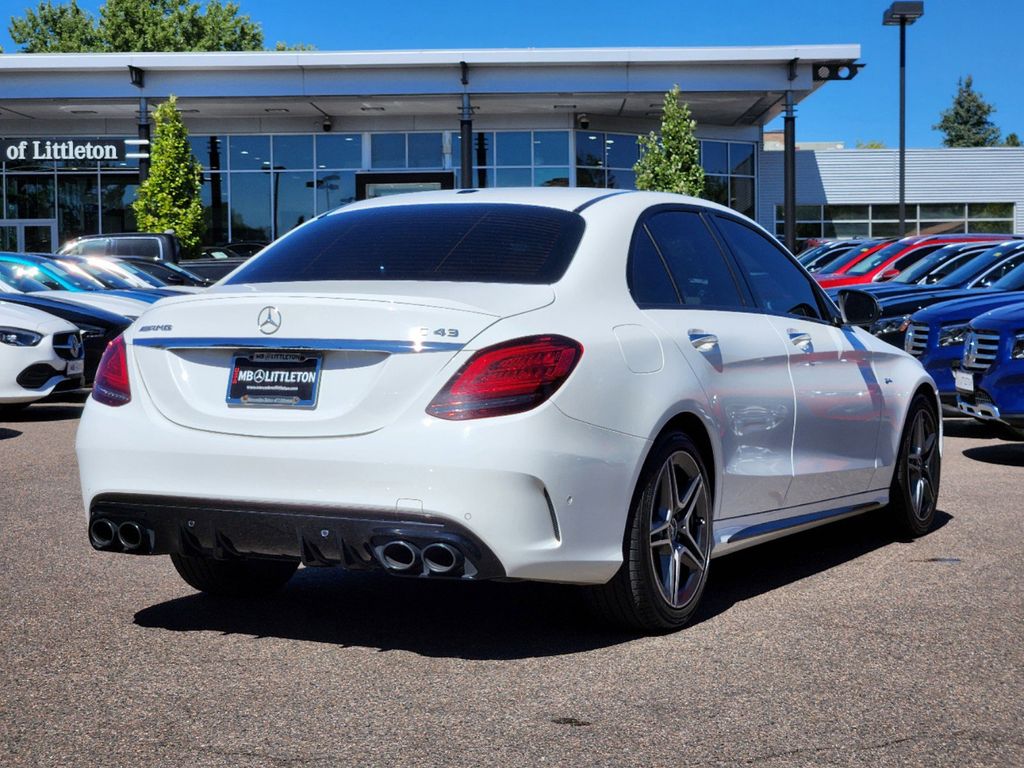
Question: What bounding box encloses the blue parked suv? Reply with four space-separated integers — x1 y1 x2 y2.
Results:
904 267 1024 408
954 302 1024 437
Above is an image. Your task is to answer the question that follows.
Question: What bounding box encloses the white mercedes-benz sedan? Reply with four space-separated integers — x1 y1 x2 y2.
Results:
76 189 941 630
1 300 84 410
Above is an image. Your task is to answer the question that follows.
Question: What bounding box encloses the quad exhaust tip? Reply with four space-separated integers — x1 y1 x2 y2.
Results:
378 540 465 575
380 540 419 571
117 521 145 552
422 542 462 574
89 518 118 549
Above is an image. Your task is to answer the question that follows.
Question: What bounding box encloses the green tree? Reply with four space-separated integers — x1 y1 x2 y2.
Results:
9 0 264 52
634 85 705 197
9 0 100 52
133 96 204 253
1005 132 1021 147
933 75 1001 147
855 140 887 149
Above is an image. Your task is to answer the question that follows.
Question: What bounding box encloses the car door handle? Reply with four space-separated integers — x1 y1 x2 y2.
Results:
688 330 719 352
787 329 813 352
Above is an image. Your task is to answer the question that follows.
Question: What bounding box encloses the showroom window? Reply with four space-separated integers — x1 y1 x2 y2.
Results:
775 202 1016 248
700 140 756 219
453 131 571 189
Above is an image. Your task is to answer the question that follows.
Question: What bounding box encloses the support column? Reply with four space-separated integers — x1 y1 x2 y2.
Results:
460 93 473 189
783 90 797 254
459 61 473 189
898 17 907 237
138 95 151 184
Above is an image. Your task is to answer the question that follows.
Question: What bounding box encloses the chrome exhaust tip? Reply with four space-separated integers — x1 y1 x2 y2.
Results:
89 518 118 550
380 540 419 572
117 521 145 552
422 542 462 574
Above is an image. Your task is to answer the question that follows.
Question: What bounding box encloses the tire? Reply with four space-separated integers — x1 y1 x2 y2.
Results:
889 393 941 537
170 553 299 597
587 432 713 632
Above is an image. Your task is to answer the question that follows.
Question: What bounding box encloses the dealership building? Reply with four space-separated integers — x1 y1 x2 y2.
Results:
0 46 1022 252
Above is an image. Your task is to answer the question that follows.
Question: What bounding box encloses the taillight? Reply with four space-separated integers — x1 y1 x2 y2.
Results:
427 335 582 420
92 334 131 406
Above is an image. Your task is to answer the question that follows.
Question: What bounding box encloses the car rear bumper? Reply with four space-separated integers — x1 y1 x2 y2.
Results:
88 493 506 580
76 397 649 584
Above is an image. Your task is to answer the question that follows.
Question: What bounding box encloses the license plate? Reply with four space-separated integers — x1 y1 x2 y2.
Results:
66 359 84 377
226 351 322 408
953 369 974 393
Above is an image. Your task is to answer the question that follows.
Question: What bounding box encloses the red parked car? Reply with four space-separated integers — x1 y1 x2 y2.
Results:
815 234 1013 289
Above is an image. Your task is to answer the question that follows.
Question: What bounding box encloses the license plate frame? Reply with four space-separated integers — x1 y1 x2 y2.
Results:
953 368 974 394
226 351 323 409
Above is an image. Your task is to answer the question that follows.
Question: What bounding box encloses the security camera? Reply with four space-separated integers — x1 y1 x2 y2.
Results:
576 113 590 129
322 118 333 133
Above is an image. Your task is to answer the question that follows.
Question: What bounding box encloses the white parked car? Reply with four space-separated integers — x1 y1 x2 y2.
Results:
1 300 84 410
76 189 941 630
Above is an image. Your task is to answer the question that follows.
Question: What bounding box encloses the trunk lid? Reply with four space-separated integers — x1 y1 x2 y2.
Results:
129 282 552 437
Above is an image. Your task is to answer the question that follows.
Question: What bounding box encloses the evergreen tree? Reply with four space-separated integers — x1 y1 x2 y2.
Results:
1005 133 1021 148
933 76 1001 147
9 0 264 52
634 85 705 197
133 96 204 253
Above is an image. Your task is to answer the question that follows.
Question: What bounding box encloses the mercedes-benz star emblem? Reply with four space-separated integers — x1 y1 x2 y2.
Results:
965 333 978 366
258 306 282 335
69 335 82 358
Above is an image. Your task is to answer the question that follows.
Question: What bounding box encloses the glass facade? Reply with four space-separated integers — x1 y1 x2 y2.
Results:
1 130 759 247
775 202 1016 247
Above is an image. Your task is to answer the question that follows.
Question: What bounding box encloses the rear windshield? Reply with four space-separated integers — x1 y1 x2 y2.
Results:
225 203 586 285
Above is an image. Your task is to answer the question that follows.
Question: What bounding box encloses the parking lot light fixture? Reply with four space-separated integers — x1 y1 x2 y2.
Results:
883 1 924 238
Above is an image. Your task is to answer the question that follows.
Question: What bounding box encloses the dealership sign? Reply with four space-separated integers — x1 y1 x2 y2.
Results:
0 138 148 162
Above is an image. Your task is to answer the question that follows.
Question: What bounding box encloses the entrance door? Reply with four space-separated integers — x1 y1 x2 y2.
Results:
355 172 455 201
0 219 58 253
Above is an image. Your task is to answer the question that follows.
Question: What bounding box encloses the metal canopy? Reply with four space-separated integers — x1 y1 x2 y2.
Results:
0 46 861 130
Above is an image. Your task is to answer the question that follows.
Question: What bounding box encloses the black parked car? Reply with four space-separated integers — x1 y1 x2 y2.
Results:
59 232 248 280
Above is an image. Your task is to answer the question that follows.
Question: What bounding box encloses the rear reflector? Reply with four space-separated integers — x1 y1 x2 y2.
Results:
92 334 131 407
426 335 582 420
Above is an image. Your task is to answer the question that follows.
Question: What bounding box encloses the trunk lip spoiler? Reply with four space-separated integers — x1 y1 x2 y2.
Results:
132 337 464 353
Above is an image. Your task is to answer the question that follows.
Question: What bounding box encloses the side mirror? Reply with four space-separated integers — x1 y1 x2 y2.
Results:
838 289 881 327
879 268 900 281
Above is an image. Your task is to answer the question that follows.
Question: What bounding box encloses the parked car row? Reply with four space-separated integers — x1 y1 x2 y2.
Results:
816 232 1024 436
0 246 209 412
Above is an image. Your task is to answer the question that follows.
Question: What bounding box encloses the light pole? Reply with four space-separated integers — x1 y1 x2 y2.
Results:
883 2 924 238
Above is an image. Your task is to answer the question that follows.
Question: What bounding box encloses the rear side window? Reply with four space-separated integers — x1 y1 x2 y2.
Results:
629 228 679 305
714 216 825 320
892 244 942 272
644 211 746 308
114 238 162 259
226 204 585 285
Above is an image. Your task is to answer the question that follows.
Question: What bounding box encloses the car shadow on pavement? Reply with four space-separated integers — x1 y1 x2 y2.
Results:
962 444 1024 467
0 403 84 422
690 508 953 628
0 427 22 440
135 572 640 659
943 417 1005 439
134 509 950 658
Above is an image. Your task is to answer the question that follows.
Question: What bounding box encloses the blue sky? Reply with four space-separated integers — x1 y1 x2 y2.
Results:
1 0 1021 148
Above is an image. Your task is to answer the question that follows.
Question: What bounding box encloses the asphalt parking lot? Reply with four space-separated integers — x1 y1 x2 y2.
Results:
1 398 1022 767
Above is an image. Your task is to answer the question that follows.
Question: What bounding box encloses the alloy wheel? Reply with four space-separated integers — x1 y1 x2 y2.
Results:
648 451 711 609
906 407 939 521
